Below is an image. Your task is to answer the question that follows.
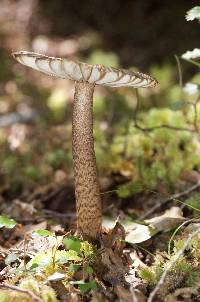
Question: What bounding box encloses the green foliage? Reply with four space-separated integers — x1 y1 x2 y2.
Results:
63 236 82 252
0 216 17 228
63 250 81 261
139 254 165 287
2 156 19 174
0 278 58 302
80 240 95 259
185 193 200 215
68 263 81 273
117 181 144 197
139 266 162 287
23 166 42 182
0 292 7 302
20 278 58 302
32 229 54 237
174 228 200 261
12 235 97 296
63 236 95 259
44 149 67 169
108 106 198 198
70 280 97 295
139 255 200 294
28 249 69 272
139 226 200 296
87 49 119 67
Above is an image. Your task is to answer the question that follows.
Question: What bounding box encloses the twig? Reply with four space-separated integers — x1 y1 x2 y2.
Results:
130 286 139 302
39 186 66 203
192 94 200 132
43 209 75 218
23 233 29 271
134 89 197 133
44 203 114 217
175 55 183 88
135 123 196 133
140 181 200 219
147 225 200 302
0 283 43 302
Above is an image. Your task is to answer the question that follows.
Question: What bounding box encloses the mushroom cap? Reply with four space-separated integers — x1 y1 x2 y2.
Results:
12 51 158 88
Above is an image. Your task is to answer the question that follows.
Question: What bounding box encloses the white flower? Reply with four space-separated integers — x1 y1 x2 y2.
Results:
184 83 198 95
182 48 200 60
186 6 200 21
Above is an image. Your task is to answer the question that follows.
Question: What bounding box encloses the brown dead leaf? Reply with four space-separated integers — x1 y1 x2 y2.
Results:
145 207 186 232
115 285 133 302
7 222 47 250
26 235 63 255
181 170 200 184
5 199 37 220
54 170 67 185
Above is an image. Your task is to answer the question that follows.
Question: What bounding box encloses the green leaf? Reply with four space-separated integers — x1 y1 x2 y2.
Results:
68 264 81 273
55 250 70 265
186 6 200 21
65 250 81 261
29 251 52 269
28 250 70 270
0 292 7 302
70 280 97 294
32 229 54 238
86 266 94 274
0 216 16 229
63 236 82 253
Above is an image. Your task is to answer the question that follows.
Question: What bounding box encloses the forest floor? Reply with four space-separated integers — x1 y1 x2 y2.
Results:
1 165 200 302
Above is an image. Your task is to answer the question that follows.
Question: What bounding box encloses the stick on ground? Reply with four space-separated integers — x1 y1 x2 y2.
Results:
0 283 43 302
140 181 200 219
147 225 200 302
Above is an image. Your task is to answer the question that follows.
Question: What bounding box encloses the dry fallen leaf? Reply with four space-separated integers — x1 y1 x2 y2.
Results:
145 207 186 232
5 199 37 220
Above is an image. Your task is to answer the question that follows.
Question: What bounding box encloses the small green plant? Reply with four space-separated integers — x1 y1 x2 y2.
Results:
6 231 97 297
0 277 58 302
185 193 200 215
139 226 200 297
0 216 16 228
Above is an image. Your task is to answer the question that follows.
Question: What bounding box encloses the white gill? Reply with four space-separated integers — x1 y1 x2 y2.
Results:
13 51 157 88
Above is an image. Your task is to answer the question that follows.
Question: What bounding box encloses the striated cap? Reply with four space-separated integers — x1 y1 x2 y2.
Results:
12 51 158 88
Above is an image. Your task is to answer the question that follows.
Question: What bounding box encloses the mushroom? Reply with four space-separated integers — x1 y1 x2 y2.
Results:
12 51 158 241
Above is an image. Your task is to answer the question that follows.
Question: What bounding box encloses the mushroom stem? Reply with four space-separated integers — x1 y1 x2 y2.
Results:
72 81 102 240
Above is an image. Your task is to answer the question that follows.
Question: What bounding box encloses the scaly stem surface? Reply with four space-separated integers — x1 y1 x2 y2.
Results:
72 81 102 240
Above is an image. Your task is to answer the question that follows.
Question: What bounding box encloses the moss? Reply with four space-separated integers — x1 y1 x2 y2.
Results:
139 227 200 298
185 193 200 215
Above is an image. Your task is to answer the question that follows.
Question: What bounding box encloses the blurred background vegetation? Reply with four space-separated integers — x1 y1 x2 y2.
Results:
0 0 200 214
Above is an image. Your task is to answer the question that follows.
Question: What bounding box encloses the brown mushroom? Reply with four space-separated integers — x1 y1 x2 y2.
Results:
12 51 158 241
